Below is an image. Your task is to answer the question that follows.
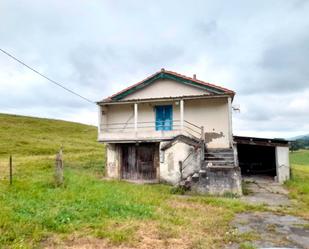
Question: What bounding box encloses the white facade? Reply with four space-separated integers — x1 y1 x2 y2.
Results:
122 79 209 100
98 96 232 148
98 70 236 185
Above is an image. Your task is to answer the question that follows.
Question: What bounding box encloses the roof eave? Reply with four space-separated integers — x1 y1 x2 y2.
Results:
97 93 234 105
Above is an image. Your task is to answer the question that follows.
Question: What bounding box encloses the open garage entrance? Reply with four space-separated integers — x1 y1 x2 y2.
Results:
237 144 276 176
234 136 290 182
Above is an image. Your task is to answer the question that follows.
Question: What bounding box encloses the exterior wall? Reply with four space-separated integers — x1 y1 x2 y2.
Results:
275 146 290 183
122 79 209 100
159 141 200 185
106 144 120 179
191 167 242 196
99 97 231 148
184 98 230 148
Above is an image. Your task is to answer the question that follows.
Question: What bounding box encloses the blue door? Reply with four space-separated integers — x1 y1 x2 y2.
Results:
155 105 173 131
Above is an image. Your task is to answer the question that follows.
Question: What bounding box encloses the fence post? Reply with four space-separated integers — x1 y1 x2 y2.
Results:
55 148 64 186
9 155 12 185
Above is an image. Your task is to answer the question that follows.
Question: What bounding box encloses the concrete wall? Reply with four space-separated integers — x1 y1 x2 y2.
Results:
122 79 209 100
191 167 242 196
99 97 231 148
159 141 201 185
106 144 120 178
276 146 290 183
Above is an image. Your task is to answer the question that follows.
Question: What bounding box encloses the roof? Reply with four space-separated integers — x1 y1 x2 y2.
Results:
98 69 235 103
160 135 201 151
234 136 290 147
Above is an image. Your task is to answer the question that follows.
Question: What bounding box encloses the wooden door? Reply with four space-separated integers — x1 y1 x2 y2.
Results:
121 143 156 180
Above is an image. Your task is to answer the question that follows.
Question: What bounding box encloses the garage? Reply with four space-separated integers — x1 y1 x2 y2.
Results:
234 136 290 183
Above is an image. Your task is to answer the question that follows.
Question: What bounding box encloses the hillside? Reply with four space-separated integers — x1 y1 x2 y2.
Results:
0 113 101 156
290 134 309 141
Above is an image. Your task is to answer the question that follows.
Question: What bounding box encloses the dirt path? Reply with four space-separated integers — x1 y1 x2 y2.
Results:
227 176 309 249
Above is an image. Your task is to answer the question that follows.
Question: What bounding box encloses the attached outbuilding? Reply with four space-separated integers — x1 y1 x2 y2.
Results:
234 136 290 183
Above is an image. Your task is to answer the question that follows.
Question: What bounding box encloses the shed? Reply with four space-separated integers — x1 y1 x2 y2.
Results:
234 136 290 183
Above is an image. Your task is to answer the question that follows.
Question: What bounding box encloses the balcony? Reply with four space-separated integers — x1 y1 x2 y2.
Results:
98 120 203 142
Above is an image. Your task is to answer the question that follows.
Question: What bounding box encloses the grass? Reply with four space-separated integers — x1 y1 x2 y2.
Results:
285 149 309 217
0 113 253 248
0 113 308 248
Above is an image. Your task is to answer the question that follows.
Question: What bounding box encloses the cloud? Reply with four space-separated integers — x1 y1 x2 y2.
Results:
0 0 308 138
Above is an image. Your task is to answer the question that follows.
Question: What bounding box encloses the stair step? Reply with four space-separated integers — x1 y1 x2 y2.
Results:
206 160 234 164
205 161 234 166
205 152 234 156
206 157 234 161
207 149 233 153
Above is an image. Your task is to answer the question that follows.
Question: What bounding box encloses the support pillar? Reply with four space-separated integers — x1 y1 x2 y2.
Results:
227 97 233 148
180 99 184 132
134 103 138 134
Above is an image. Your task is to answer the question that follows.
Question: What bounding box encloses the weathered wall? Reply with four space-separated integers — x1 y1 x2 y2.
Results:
276 146 290 183
191 167 242 196
184 98 230 148
122 79 209 100
106 144 120 178
159 141 200 185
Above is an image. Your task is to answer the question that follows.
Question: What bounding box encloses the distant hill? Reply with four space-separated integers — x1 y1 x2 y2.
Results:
290 134 309 141
289 134 309 151
0 113 102 157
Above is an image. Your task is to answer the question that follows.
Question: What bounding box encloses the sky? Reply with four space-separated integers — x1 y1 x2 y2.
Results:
0 0 308 138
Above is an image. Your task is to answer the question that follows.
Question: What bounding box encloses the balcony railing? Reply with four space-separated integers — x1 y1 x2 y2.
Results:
99 120 204 141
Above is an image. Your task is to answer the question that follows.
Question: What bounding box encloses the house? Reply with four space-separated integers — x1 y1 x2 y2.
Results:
97 69 290 195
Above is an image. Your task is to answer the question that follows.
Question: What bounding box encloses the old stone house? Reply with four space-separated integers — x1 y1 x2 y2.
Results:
97 69 290 195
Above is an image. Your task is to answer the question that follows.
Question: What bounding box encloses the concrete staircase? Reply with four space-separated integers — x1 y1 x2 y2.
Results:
179 147 242 195
203 148 235 168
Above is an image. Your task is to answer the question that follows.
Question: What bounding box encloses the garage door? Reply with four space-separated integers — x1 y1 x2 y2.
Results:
120 143 157 180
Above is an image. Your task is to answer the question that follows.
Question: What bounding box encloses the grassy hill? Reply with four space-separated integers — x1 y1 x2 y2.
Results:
0 114 245 248
0 113 308 249
0 113 101 156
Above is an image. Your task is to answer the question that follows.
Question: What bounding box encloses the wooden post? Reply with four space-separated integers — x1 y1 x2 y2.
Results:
55 148 64 186
9 155 12 185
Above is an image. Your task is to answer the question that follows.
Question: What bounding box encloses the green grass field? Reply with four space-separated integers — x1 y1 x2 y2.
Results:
286 150 309 216
0 113 308 248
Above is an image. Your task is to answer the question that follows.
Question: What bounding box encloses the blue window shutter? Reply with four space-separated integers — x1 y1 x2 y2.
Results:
155 105 173 131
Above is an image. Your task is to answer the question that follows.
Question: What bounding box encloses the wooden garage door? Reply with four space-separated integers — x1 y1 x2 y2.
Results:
121 143 157 180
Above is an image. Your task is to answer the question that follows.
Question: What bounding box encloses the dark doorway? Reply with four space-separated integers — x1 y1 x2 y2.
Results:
237 144 276 177
120 143 158 180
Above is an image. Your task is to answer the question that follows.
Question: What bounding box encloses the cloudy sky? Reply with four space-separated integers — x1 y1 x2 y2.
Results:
1 0 308 138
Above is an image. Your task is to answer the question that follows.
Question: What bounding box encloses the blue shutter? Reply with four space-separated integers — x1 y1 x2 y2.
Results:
155 105 173 131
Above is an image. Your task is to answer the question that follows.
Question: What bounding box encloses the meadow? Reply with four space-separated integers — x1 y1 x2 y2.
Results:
286 150 309 215
0 113 308 249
